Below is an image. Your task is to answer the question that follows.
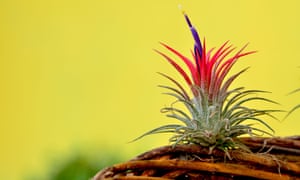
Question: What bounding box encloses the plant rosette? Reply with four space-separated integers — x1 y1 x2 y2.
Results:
93 11 300 180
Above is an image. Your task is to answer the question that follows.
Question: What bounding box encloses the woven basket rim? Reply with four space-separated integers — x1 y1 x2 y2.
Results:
94 136 300 180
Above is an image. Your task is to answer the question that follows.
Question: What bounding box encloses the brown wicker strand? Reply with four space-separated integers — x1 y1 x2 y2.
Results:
94 160 292 180
130 144 300 175
231 151 300 174
103 176 171 180
93 137 300 180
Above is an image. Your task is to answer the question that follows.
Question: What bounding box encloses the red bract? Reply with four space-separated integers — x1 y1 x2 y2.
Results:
156 13 256 103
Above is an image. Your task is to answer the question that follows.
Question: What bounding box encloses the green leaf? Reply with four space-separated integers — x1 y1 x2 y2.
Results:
223 89 269 114
158 72 190 100
285 104 300 119
131 124 184 142
159 85 188 101
161 92 199 119
161 107 192 122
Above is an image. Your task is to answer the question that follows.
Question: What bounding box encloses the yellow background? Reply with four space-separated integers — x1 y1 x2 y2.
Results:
0 0 300 179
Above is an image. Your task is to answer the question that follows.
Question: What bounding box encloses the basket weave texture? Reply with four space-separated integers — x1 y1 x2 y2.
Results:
94 136 300 180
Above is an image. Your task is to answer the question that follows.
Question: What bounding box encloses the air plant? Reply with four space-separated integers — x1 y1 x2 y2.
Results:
135 11 278 154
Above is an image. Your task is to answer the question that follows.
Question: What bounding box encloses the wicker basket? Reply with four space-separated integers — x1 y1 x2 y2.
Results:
94 136 300 180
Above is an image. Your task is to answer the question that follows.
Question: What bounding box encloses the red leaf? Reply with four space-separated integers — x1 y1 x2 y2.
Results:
214 45 256 96
155 49 193 87
160 42 200 86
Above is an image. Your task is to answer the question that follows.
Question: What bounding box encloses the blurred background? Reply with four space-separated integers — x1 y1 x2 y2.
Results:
0 0 300 179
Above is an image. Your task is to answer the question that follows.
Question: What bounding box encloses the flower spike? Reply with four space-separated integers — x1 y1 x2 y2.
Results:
183 12 203 59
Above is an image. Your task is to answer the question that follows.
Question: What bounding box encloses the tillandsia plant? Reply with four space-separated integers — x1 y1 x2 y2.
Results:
135 12 279 154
